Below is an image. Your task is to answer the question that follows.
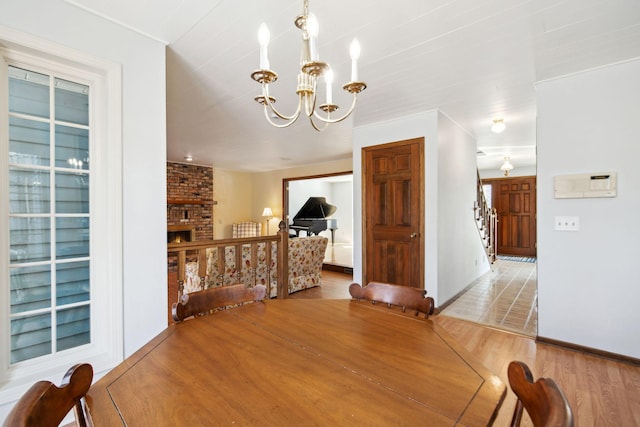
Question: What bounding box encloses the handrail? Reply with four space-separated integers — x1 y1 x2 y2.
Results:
475 170 497 266
167 221 290 300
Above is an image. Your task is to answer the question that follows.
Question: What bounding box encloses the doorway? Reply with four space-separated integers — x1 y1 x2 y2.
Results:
362 138 424 289
441 174 538 336
283 172 353 270
482 176 537 257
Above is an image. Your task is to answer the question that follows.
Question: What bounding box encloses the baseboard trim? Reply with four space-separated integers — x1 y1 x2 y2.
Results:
536 336 640 366
322 263 353 275
436 281 477 311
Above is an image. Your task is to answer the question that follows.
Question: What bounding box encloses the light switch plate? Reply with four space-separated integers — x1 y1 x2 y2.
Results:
554 216 580 231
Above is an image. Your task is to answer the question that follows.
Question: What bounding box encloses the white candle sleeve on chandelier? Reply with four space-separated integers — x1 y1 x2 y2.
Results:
325 69 333 104
258 23 270 69
307 14 319 61
350 39 361 82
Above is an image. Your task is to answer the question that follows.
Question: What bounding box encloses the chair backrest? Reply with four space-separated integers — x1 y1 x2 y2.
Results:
232 222 262 238
348 282 435 319
172 284 267 321
4 363 93 427
508 361 574 427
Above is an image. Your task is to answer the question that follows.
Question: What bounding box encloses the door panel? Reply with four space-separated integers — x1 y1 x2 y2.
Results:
363 138 424 289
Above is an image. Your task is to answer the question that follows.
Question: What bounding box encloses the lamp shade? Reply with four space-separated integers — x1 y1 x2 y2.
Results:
262 207 273 217
500 157 514 176
500 157 514 171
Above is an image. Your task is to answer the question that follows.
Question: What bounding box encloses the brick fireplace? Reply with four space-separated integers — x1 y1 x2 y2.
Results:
167 225 196 244
167 162 215 241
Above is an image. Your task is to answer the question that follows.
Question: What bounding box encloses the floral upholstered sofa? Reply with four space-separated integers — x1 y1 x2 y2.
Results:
182 236 328 298
280 236 328 296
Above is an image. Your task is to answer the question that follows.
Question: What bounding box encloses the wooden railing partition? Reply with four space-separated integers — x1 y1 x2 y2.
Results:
474 170 497 265
167 221 290 300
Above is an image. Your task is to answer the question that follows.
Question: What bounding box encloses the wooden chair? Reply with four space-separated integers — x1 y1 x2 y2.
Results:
508 361 574 427
348 282 435 319
3 363 93 427
172 284 267 322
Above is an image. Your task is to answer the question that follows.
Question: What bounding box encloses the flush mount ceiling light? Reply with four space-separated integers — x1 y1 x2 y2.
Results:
250 0 367 131
491 118 506 134
501 157 514 176
184 155 193 162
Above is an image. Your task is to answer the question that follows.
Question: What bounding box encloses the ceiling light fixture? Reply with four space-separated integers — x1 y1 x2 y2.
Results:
501 157 514 176
250 0 367 131
491 118 506 134
184 155 193 162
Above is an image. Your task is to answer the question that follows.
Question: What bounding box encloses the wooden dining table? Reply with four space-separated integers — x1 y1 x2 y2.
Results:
86 299 506 426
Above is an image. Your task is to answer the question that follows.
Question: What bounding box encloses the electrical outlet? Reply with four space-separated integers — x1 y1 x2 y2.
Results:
554 216 580 231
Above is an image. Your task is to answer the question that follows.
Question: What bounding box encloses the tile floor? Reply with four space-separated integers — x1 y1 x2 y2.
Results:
440 259 538 336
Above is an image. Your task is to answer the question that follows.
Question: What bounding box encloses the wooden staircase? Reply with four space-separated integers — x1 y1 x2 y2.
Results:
474 170 497 265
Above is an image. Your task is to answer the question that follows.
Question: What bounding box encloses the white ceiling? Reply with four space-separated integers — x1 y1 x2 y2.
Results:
66 0 640 173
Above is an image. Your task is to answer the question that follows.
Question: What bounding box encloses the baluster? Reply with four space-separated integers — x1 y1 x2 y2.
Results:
178 280 185 302
198 249 207 290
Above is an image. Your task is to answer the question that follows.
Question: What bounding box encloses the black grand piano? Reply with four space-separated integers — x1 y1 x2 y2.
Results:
289 197 338 243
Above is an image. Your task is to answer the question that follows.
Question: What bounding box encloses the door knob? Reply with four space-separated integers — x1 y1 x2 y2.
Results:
410 233 418 238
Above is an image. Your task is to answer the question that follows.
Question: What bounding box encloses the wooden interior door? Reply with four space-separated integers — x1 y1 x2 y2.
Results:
487 176 537 257
363 138 424 289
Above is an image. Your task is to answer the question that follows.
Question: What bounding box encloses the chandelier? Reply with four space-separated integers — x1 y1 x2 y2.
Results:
250 0 367 131
501 157 514 176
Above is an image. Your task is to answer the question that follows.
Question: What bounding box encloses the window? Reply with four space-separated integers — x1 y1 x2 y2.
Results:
0 31 122 400
482 184 492 209
8 65 91 363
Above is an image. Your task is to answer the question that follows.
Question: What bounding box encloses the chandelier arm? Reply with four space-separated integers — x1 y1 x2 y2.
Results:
262 84 304 122
304 93 314 118
262 106 298 128
312 93 358 124
308 115 331 132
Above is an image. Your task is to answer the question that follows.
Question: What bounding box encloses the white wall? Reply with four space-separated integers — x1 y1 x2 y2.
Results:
1 0 167 419
537 58 640 358
437 113 491 303
329 181 353 245
213 168 253 238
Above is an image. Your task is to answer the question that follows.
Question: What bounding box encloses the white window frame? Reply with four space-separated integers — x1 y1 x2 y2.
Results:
0 27 123 404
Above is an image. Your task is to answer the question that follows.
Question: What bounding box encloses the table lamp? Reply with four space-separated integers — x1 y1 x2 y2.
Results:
262 207 274 235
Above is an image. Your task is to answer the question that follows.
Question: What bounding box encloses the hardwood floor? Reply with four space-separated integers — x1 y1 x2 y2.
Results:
304 270 640 427
436 316 640 426
288 268 353 299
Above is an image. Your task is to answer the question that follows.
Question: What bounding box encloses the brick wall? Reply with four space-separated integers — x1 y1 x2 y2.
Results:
167 162 214 240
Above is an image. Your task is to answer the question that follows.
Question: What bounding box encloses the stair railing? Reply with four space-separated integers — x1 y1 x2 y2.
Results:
474 170 497 265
